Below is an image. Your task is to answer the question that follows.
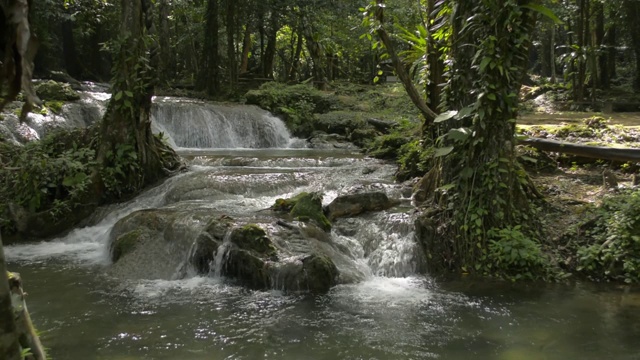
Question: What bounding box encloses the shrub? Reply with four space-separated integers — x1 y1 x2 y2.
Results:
483 226 556 281
577 190 640 283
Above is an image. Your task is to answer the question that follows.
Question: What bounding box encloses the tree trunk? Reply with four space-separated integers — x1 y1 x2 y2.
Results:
606 23 617 80
0 234 20 360
520 138 640 162
0 0 40 120
595 1 608 89
288 29 304 81
625 0 640 91
158 0 174 84
262 10 278 79
97 0 181 197
426 0 444 112
200 0 220 95
240 24 252 74
225 0 237 87
61 19 81 78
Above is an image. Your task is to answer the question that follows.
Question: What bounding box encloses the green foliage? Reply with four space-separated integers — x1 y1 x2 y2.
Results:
34 80 80 101
366 118 420 161
577 190 640 283
396 139 434 181
0 129 95 228
482 226 557 281
100 143 141 198
245 82 335 136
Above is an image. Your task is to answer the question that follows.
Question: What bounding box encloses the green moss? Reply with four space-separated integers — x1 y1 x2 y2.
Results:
230 224 277 257
271 192 309 212
290 192 331 231
44 101 65 114
112 230 144 262
35 80 80 101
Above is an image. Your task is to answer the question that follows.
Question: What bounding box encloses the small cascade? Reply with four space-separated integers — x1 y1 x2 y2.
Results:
152 100 302 149
211 230 233 278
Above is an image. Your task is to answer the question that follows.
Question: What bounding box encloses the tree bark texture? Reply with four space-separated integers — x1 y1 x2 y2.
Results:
0 234 20 360
0 0 40 121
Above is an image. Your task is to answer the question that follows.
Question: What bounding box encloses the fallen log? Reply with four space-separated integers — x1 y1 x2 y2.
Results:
519 138 640 163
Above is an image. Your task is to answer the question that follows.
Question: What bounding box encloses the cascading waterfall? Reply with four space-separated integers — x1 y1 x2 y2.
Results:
151 99 303 149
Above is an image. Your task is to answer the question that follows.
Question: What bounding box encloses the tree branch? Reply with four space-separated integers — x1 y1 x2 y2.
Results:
374 1 438 124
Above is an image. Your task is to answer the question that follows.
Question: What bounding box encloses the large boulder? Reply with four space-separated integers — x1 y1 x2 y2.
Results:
108 208 231 280
325 192 399 220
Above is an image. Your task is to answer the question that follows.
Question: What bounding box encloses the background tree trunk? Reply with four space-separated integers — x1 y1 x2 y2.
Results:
200 0 220 95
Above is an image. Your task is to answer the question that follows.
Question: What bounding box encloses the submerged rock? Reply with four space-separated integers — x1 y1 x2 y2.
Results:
229 224 277 257
325 192 399 220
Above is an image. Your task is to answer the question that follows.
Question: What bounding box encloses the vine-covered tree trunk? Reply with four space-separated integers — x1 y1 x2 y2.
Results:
421 0 539 274
0 235 20 360
97 0 181 196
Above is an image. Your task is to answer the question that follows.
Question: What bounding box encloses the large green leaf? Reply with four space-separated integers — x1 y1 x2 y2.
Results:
522 3 563 25
434 110 458 123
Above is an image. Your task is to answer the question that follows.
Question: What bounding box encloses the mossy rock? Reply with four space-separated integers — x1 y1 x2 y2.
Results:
366 132 414 160
300 254 339 293
223 248 271 289
44 101 65 114
271 192 309 212
290 192 331 231
35 80 80 101
111 230 145 262
230 224 277 257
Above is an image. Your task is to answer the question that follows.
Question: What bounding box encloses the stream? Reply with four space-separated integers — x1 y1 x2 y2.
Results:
4 94 640 359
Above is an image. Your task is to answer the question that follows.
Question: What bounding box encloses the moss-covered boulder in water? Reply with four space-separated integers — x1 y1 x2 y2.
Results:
301 254 339 293
111 229 145 262
35 80 80 101
290 192 331 231
223 248 271 289
229 224 277 257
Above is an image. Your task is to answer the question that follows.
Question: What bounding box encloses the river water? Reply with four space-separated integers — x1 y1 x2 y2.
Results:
4 98 640 359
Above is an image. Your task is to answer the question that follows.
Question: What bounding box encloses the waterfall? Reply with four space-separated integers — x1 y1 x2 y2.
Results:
151 99 300 149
